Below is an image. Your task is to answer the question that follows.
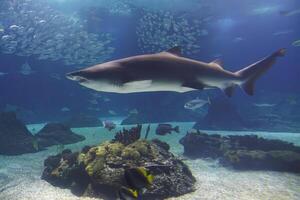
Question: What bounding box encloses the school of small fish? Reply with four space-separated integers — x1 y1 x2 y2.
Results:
136 10 209 55
0 0 114 66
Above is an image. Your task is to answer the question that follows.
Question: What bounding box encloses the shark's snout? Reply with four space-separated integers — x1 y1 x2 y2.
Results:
66 72 76 81
66 71 88 83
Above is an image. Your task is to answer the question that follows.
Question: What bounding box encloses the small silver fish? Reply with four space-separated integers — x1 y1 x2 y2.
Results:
88 99 98 105
108 110 117 115
103 120 116 131
61 107 70 112
272 30 294 36
253 103 276 107
280 9 300 17
184 97 211 110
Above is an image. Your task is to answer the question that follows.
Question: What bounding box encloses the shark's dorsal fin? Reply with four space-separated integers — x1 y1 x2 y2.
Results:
209 59 224 70
165 46 182 56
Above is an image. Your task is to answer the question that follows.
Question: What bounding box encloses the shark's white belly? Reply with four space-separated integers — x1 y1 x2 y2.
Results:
198 76 241 90
80 80 195 93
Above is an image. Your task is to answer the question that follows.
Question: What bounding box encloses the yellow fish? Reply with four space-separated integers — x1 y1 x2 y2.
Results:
118 186 139 200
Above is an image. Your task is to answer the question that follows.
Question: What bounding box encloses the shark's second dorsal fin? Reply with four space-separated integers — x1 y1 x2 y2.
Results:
209 59 224 70
165 46 182 56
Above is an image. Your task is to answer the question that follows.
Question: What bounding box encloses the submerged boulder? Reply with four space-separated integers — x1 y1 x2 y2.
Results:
179 131 223 158
42 137 196 199
0 112 38 155
0 113 86 155
180 130 300 173
64 114 103 128
193 96 247 130
36 123 85 147
222 150 300 173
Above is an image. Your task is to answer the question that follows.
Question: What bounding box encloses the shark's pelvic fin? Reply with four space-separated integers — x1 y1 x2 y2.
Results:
223 85 236 97
235 48 286 96
165 46 182 56
241 79 255 96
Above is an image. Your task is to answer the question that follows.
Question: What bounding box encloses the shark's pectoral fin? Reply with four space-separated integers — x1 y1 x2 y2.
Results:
123 80 152 89
223 85 236 97
182 80 205 90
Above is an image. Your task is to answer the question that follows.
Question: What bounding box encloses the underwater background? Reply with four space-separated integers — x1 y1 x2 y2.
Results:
0 0 300 200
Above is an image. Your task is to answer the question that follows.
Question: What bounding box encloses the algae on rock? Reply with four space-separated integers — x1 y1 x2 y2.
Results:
42 137 196 199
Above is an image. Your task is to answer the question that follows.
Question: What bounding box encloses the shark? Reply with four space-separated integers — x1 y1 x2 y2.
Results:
66 47 286 97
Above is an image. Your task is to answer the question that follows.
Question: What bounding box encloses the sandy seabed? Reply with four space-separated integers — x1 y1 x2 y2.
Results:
0 122 299 200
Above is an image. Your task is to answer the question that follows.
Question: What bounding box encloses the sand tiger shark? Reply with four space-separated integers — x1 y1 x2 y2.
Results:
66 47 286 97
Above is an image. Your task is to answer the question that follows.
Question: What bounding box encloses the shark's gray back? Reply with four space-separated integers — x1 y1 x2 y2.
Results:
116 52 224 82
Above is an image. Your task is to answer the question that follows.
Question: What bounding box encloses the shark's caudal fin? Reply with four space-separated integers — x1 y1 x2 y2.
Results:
235 48 286 96
174 126 180 133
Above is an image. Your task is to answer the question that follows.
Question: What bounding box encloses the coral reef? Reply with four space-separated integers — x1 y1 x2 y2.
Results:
35 123 85 147
64 114 103 128
0 112 38 155
180 130 300 173
112 125 142 145
42 139 196 199
42 149 90 195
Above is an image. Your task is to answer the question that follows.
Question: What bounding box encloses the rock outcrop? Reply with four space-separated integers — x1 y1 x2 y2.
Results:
180 130 300 173
193 96 247 130
0 112 86 155
0 112 38 155
36 123 85 147
42 127 196 199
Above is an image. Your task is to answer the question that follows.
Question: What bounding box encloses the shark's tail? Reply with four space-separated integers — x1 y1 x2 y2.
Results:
173 126 180 133
234 48 286 96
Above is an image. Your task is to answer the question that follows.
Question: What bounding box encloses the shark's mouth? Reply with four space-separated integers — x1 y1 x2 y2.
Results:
65 73 76 81
66 72 88 83
77 77 88 83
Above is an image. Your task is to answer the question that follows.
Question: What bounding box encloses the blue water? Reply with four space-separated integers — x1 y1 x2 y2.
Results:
0 0 300 199
0 0 299 123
